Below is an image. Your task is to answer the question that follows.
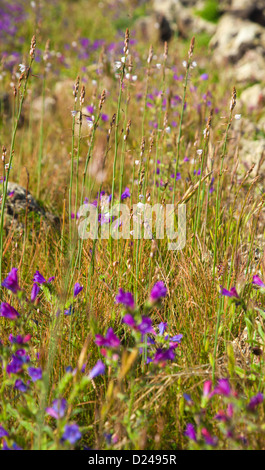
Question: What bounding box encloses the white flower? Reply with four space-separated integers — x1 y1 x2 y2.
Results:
191 61 197 68
114 61 122 70
121 56 126 63
156 63 161 70
182 61 187 68
135 160 140 166
165 126 171 134
125 73 130 80
19 64 26 73
132 75 137 82
235 114 241 120
196 149 203 156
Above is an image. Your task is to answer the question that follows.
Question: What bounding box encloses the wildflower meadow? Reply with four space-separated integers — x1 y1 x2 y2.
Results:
1 0 265 454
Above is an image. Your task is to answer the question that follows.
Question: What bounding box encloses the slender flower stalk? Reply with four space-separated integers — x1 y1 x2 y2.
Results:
0 36 36 288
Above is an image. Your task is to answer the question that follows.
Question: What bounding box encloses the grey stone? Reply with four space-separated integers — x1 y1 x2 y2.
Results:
210 14 265 65
239 84 265 109
0 182 60 231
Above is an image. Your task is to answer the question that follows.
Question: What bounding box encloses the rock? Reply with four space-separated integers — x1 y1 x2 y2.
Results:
209 14 265 65
31 95 57 120
238 138 265 177
229 0 265 26
234 49 265 83
134 14 172 44
240 84 265 109
0 182 60 231
153 0 217 38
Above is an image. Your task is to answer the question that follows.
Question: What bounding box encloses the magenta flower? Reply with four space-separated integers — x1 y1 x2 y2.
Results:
9 334 31 344
2 267 20 293
201 428 217 446
252 275 265 288
122 314 155 335
184 423 197 442
0 302 20 319
116 288 135 309
220 286 239 298
46 399 67 419
95 328 120 349
203 380 212 397
89 360 105 379
62 424 81 445
213 378 231 397
73 282 83 297
150 281 167 303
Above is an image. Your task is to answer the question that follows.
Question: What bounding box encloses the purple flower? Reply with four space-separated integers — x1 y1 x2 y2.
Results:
14 379 28 393
31 283 40 302
158 322 167 335
247 392 263 411
46 398 67 419
33 270 54 284
138 317 155 335
213 378 231 397
116 288 135 309
153 346 176 363
252 275 265 288
95 328 120 349
0 426 8 438
101 113 109 122
2 440 22 450
122 314 136 328
9 334 31 344
33 270 46 284
73 282 83 297
220 286 239 299
62 424 81 445
28 367 42 382
121 187 131 200
6 356 24 375
169 334 183 345
89 360 105 379
184 423 197 442
200 73 209 81
0 302 19 319
150 281 167 303
2 268 20 293
64 305 73 316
